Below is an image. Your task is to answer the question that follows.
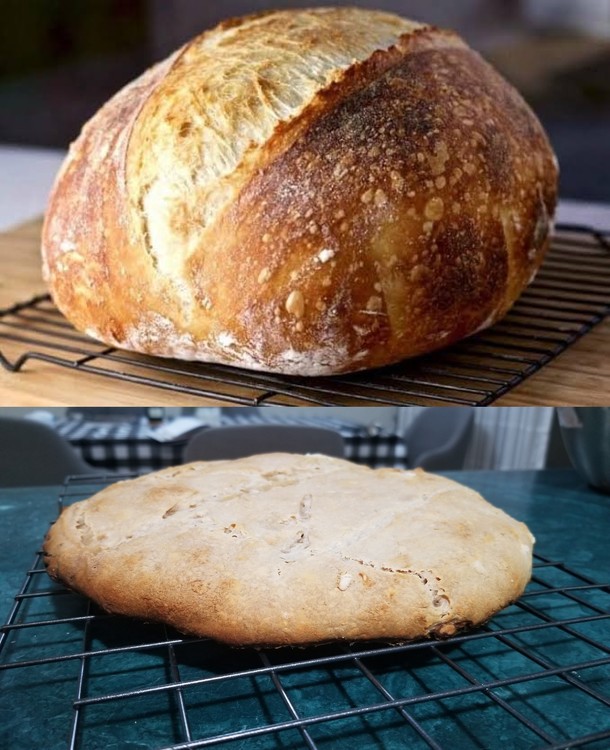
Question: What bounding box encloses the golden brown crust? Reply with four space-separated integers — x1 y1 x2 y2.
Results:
41 8 557 375
43 454 534 646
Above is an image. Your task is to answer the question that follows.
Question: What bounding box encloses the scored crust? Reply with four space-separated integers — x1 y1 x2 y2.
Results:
41 7 558 376
43 454 534 646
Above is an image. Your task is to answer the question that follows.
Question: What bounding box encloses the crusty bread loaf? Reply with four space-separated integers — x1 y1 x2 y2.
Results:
42 7 558 375
43 454 534 646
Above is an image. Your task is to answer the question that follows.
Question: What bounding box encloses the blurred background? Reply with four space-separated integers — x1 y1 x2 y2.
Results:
0 404 578 474
1 0 610 203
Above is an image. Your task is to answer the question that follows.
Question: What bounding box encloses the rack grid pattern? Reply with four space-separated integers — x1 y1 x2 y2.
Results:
1 224 609 405
1 475 609 749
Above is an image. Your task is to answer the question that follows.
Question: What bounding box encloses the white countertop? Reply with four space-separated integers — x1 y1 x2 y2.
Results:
0 145 65 231
2 144 610 232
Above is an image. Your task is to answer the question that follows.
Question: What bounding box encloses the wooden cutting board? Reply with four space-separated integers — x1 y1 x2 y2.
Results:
1 218 609 406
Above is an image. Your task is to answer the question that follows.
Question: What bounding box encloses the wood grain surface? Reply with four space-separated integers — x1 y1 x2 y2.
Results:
1 219 609 406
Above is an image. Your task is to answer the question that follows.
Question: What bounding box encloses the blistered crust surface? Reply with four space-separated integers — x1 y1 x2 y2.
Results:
129 8 423 280
42 8 557 375
43 454 534 646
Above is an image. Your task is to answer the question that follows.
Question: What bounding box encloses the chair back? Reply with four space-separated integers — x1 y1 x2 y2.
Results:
0 417 93 487
183 424 345 463
404 408 474 471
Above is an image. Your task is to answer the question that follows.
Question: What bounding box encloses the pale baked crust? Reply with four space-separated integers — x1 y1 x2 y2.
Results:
42 8 557 375
43 454 534 646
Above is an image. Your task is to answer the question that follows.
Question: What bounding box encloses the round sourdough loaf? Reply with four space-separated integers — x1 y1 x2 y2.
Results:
41 7 558 375
43 454 534 646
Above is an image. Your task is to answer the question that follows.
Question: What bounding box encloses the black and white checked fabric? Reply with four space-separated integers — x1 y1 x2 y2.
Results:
55 416 408 472
220 413 408 468
55 419 186 473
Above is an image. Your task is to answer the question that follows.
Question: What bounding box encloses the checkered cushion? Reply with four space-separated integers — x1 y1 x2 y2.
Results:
55 416 408 472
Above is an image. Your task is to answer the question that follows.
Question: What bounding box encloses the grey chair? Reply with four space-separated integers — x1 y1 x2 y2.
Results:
0 417 94 487
403 408 474 471
183 424 345 463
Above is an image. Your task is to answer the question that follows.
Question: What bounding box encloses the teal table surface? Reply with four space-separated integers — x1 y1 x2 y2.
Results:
1 470 609 750
0 483 59 625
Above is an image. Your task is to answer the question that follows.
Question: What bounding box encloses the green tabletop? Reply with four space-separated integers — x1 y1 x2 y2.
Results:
1 470 609 750
0 483 58 624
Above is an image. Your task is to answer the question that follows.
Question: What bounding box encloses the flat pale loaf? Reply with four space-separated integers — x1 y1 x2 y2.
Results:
43 454 534 646
41 7 558 376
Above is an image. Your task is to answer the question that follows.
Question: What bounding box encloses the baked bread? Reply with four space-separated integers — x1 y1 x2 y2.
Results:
43 454 534 646
42 8 558 375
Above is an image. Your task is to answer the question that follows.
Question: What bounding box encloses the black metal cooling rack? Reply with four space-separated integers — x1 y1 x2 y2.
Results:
1 475 609 750
1 224 609 406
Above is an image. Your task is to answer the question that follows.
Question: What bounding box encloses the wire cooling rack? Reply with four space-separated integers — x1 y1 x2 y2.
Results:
1 475 609 750
1 224 609 406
